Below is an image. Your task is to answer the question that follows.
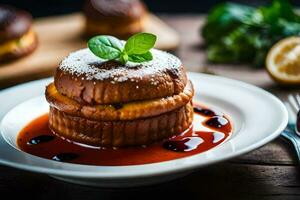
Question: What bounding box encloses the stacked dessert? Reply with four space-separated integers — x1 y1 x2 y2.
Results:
46 34 194 147
0 5 37 62
83 0 147 39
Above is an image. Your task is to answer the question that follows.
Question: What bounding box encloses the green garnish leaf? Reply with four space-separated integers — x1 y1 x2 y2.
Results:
88 33 157 64
125 33 157 55
128 51 153 62
88 35 122 60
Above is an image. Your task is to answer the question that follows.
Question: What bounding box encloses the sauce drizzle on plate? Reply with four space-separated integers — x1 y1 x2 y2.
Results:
17 104 233 166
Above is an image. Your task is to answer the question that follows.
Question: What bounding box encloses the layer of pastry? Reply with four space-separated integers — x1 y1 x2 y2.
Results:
0 29 37 62
0 29 36 55
49 101 193 147
55 48 187 104
46 80 193 121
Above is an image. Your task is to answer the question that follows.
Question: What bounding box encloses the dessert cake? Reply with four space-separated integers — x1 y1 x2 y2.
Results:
46 48 194 147
83 0 147 39
0 5 37 62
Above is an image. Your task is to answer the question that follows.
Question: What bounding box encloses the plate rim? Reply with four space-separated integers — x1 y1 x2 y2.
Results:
0 73 288 179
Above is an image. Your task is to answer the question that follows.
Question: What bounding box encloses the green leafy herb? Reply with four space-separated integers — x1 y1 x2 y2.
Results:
125 33 156 54
88 33 157 64
88 35 122 60
128 51 153 62
202 0 300 67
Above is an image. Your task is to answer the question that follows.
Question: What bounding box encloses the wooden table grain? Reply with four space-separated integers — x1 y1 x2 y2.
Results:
1 15 300 200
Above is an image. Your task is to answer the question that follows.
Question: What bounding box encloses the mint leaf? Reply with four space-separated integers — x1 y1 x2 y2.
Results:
88 35 122 60
124 33 157 55
87 33 157 64
128 51 153 63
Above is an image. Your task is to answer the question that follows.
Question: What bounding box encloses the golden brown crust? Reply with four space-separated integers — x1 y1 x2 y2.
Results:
54 63 187 105
0 30 38 63
49 101 193 147
46 80 194 121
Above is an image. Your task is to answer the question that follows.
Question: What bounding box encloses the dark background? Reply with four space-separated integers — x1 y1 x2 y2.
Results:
1 0 300 18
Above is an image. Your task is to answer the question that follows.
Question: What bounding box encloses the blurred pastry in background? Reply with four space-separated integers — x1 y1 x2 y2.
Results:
0 5 38 63
83 0 148 39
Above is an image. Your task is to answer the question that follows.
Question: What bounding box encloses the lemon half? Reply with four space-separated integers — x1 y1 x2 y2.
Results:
266 37 300 85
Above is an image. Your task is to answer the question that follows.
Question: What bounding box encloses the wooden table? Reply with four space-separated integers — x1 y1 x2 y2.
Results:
1 15 300 199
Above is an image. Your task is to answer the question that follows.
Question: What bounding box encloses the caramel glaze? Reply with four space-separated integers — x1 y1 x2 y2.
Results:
17 104 232 166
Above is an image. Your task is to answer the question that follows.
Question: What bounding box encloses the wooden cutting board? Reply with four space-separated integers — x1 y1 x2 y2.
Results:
0 13 180 88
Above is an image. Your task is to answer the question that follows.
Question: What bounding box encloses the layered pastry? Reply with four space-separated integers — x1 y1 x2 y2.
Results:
45 48 194 147
0 5 37 62
83 0 147 39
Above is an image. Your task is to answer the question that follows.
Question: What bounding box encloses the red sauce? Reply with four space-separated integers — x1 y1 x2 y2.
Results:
17 105 232 166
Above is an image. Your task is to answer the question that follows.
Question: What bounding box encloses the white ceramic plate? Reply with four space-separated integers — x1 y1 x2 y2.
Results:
0 73 288 187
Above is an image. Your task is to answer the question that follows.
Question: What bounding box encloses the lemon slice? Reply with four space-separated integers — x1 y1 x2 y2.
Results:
266 37 300 84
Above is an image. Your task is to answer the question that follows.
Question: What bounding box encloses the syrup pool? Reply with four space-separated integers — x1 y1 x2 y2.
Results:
17 104 233 166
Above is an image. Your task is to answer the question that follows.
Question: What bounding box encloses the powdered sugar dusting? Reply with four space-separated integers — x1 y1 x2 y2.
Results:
59 48 182 83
